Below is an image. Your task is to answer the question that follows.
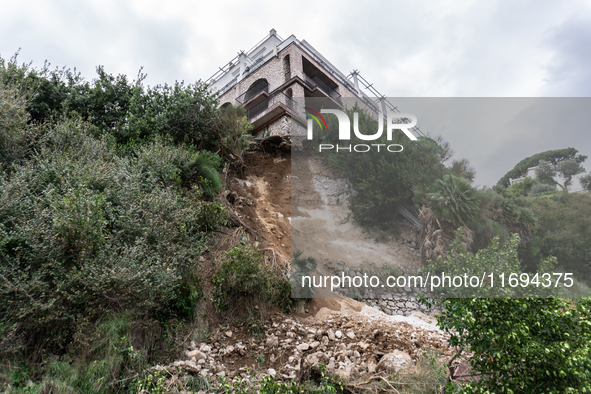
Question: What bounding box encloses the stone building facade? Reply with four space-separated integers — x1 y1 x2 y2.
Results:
206 29 391 138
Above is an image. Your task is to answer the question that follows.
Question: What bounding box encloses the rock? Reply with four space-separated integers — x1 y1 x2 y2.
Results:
266 335 279 347
186 350 206 360
327 329 336 341
346 330 355 339
376 350 412 373
307 353 319 365
224 345 235 355
297 343 310 351
335 330 343 339
336 364 358 379
315 329 324 341
200 344 211 353
225 331 233 338
267 368 276 376
183 360 201 373
326 359 336 374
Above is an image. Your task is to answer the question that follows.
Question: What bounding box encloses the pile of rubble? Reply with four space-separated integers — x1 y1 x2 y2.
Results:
164 299 453 389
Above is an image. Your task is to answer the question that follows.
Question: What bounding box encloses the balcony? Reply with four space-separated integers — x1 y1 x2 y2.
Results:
236 79 269 104
304 73 342 104
246 90 295 128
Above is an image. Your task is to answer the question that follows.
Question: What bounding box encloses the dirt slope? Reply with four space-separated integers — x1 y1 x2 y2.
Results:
178 144 454 387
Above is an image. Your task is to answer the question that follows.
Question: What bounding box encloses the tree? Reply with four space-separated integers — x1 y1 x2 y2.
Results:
1 55 220 148
497 148 587 188
525 192 591 278
426 232 591 393
213 104 252 165
536 159 585 191
427 174 478 227
449 158 476 183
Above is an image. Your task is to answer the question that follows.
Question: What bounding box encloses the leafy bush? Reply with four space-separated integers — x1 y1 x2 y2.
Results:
211 245 290 313
0 121 226 355
526 192 591 279
0 82 40 166
426 230 558 298
132 137 223 197
214 104 252 164
438 298 591 393
529 182 557 196
2 316 151 393
290 251 317 299
1 54 219 148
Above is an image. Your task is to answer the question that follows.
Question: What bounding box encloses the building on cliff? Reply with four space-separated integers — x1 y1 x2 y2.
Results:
205 29 422 139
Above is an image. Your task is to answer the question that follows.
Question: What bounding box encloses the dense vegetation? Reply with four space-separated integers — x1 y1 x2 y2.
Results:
2 53 590 393
0 54 257 392
438 297 591 393
310 103 591 392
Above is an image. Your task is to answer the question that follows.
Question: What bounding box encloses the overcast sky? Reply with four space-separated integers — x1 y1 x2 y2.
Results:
2 0 590 186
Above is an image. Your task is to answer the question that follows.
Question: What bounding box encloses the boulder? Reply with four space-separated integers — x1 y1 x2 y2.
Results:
376 350 412 373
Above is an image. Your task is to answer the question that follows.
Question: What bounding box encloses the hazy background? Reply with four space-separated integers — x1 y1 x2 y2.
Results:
2 0 590 186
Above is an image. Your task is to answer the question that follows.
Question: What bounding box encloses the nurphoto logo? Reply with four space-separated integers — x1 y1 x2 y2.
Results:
304 107 418 153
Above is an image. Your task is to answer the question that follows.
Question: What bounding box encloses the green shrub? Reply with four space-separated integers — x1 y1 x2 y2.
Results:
211 245 290 312
132 137 222 197
1 316 147 393
0 121 224 354
439 298 591 393
529 182 557 196
0 82 40 166
427 174 478 226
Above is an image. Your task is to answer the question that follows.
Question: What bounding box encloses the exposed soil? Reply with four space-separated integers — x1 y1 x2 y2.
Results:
226 148 292 263
174 144 454 386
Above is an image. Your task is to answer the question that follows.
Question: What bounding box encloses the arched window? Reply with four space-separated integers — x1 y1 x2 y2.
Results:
244 79 269 103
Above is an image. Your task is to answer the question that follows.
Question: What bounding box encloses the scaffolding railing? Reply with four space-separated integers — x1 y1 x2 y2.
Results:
347 71 425 138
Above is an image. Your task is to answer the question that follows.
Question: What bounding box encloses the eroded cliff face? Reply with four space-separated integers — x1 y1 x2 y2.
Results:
166 140 456 388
